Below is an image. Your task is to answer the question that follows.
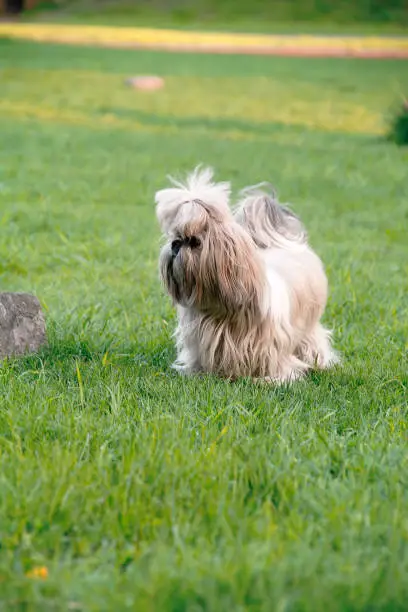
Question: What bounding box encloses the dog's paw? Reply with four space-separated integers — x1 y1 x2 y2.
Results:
317 349 341 369
255 370 305 386
171 362 202 376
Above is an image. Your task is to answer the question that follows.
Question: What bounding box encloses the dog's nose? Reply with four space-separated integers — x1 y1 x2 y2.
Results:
171 240 182 257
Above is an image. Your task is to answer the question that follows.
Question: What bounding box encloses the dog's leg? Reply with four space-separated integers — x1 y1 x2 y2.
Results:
255 354 309 385
173 322 202 375
296 323 339 369
172 348 202 375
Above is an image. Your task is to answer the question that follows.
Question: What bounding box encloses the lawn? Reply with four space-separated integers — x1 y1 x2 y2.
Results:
0 37 407 611
23 0 408 34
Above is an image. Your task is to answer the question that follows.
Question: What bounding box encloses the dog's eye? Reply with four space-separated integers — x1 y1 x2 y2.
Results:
171 239 183 256
188 236 201 249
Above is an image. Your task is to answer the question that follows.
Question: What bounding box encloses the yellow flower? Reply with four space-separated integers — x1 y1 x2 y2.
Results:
26 566 48 580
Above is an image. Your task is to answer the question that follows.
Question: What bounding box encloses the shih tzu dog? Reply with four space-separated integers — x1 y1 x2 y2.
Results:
155 167 338 383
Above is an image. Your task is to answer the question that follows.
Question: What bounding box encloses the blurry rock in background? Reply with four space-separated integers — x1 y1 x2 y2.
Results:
125 76 165 91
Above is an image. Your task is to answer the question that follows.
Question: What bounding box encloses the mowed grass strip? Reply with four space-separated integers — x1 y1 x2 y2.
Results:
0 39 407 611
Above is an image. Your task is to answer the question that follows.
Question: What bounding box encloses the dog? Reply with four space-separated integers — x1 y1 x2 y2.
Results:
155 167 338 383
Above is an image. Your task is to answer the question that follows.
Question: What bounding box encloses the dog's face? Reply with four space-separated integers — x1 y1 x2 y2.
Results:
157 195 265 316
159 199 208 308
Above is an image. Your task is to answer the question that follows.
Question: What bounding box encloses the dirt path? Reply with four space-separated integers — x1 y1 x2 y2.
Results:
1 23 407 58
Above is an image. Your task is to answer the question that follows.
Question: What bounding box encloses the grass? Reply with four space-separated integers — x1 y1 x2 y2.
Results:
24 12 408 36
22 1 408 34
0 36 407 611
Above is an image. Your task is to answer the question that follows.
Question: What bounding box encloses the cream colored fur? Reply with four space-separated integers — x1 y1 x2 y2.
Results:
155 167 338 383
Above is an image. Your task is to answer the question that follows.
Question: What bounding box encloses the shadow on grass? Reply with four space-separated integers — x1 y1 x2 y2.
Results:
96 106 378 140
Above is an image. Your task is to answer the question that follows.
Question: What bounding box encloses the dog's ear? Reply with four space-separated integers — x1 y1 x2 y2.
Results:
155 187 187 235
199 222 264 314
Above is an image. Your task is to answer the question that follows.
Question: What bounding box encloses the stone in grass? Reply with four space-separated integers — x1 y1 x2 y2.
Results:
125 76 164 91
0 293 46 360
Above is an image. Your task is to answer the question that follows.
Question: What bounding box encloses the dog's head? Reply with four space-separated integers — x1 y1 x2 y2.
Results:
155 167 265 316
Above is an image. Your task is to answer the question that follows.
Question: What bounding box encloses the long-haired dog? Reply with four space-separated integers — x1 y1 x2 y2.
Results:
155 167 338 383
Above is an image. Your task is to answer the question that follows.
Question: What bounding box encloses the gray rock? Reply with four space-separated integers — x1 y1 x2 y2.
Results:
0 293 46 359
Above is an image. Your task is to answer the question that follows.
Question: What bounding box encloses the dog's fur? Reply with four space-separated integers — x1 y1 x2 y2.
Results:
155 167 338 383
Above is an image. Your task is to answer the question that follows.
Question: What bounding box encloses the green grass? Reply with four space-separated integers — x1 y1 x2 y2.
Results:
23 11 408 36
0 37 408 611
23 0 408 33
24 14 408 36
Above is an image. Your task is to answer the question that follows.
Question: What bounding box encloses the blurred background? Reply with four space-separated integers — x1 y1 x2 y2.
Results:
1 0 407 30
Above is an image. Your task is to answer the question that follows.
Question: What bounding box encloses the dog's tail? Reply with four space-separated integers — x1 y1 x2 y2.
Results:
234 183 307 249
